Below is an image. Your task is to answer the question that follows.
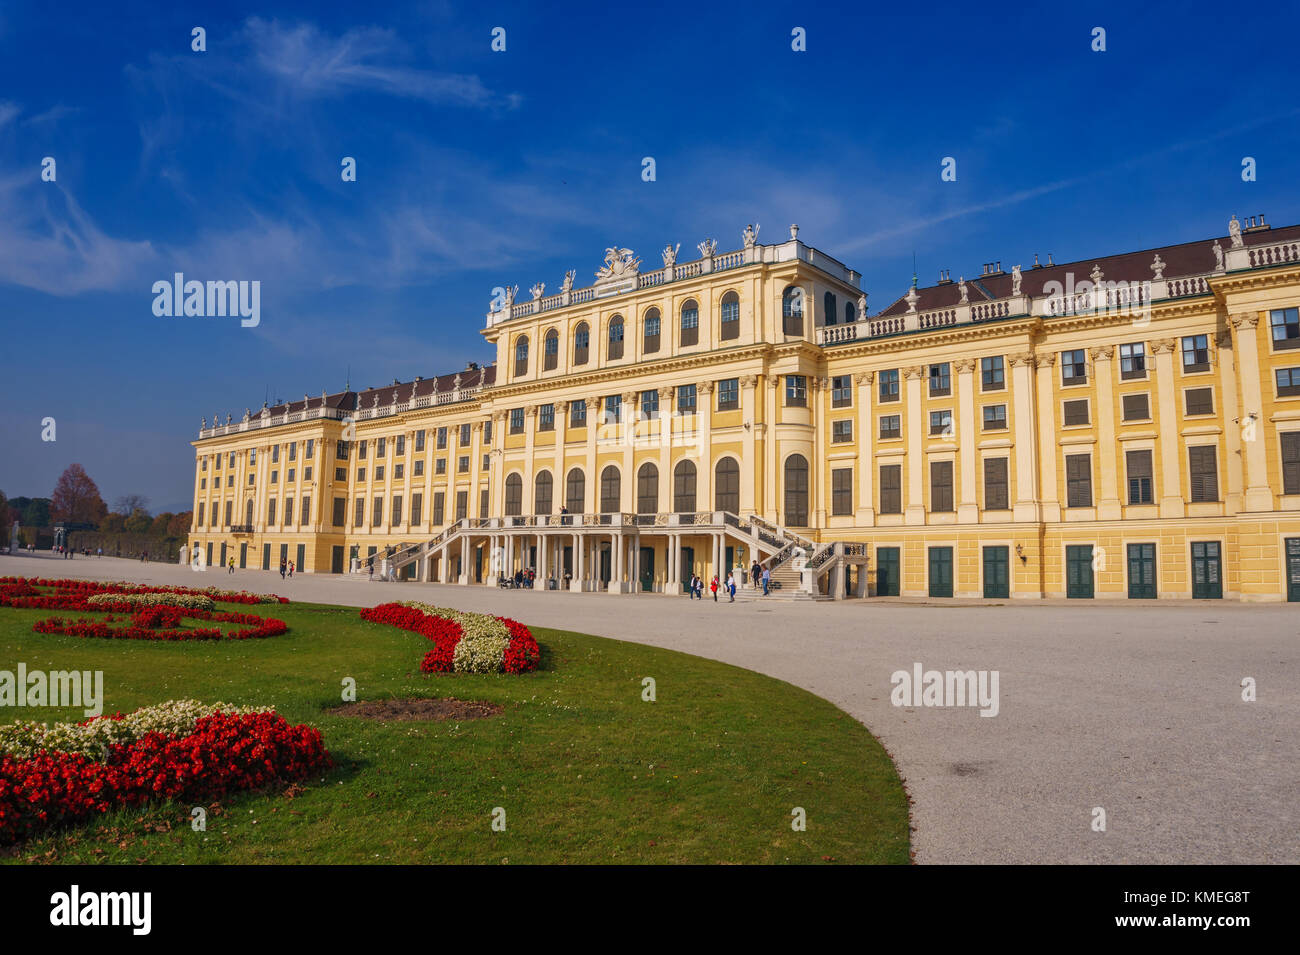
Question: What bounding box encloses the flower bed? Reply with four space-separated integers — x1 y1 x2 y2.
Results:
0 578 289 641
359 602 540 674
0 701 331 845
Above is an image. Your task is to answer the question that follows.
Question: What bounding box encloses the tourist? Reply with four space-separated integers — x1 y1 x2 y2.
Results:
695 575 704 600
761 566 771 596
367 557 374 580
728 573 737 602
751 561 761 588
288 560 295 578
228 557 235 574
710 575 719 602
96 547 102 558
688 574 698 599
280 558 287 580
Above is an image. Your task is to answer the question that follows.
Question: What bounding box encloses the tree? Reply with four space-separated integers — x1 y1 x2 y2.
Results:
9 497 52 527
99 512 125 534
149 512 174 537
114 494 151 516
166 512 193 537
51 464 108 526
124 508 152 535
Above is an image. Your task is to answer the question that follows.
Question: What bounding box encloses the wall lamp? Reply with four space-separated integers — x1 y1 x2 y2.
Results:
1015 543 1027 564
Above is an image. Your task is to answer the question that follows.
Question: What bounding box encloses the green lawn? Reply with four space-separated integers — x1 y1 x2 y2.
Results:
0 598 910 864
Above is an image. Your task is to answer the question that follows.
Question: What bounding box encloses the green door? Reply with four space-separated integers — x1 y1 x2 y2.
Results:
331 546 344 574
238 543 247 569
1066 545 1095 598
262 542 271 569
206 542 213 567
219 542 227 567
639 547 655 592
1190 541 1222 599
296 543 306 572
680 546 694 593
1287 539 1300 602
928 546 953 598
1127 543 1156 598
875 547 900 596
982 546 1009 598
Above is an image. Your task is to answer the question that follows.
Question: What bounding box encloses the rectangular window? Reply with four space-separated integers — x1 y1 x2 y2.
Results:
270 470 278 484
436 428 447 449
249 448 257 465
354 497 364 527
1066 453 1093 507
718 378 739 411
357 467 366 482
335 467 346 481
1062 349 1087 384
680 303 699 346
1126 450 1153 504
480 488 489 519
392 495 403 525
336 439 349 460
458 455 469 473
1120 342 1146 379
286 468 294 483
300 495 310 525
1188 446 1218 502
200 478 206 490
202 457 208 471
433 492 445 526
1182 334 1210 372
483 420 492 444
605 394 622 424
411 493 422 525
539 403 555 431
377 437 386 457
677 385 697 415
785 375 807 407
832 419 853 443
641 389 660 420
358 441 367 460
197 502 205 525
267 498 276 525
930 460 954 512
303 466 312 481
435 459 445 475
415 430 425 452
372 496 383 525
269 447 277 464
332 497 345 527
929 410 952 436
374 466 383 481
305 439 314 458
460 424 471 446
248 473 256 486
928 363 951 396
1122 393 1150 421
980 356 1005 391
1063 399 1090 426
1282 433 1300 494
831 468 853 516
396 435 405 456
982 404 1007 431
414 460 424 477
878 369 900 403
1270 307 1300 350
879 414 901 439
455 491 468 521
482 454 490 471
1276 367 1300 397
984 458 1009 510
831 375 852 408
570 400 587 427
879 465 902 514
510 408 524 434
1185 387 1214 416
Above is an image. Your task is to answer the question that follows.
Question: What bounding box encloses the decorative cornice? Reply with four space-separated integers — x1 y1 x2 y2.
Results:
740 375 760 388
1007 352 1036 368
698 381 715 394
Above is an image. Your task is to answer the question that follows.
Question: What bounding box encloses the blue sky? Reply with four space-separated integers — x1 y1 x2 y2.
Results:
1 0 1298 512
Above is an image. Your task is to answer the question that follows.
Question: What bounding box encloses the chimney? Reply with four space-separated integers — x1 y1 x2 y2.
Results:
1047 253 1055 266
1245 213 1270 233
1032 252 1042 269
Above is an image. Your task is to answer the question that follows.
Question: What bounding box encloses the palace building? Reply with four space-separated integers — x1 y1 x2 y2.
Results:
188 216 1300 601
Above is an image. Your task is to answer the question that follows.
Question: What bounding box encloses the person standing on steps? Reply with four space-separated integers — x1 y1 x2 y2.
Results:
761 566 771 596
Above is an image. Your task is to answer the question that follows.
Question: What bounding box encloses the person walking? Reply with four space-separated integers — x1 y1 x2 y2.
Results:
761 566 771 596
97 547 102 558
279 558 287 580
228 556 235 574
726 572 736 602
710 575 719 602
367 557 374 580
288 560 295 578
751 560 760 588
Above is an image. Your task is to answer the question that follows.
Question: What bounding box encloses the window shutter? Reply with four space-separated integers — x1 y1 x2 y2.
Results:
1282 433 1300 495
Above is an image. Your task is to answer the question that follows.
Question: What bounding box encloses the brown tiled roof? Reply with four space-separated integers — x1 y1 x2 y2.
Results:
877 223 1300 318
249 363 497 419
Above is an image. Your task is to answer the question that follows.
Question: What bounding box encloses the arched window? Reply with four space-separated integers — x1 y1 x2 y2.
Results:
565 468 585 513
514 335 529 377
673 460 697 513
600 465 621 513
680 299 699 347
714 457 740 513
574 322 590 365
782 286 804 335
245 499 254 526
845 301 856 324
543 329 559 371
824 292 837 327
637 462 659 514
608 316 624 360
720 291 740 341
505 473 523 516
534 471 553 515
643 308 661 354
783 455 809 526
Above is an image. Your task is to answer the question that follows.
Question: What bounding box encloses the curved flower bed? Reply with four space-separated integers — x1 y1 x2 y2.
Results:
0 577 289 642
359 602 540 674
0 701 331 845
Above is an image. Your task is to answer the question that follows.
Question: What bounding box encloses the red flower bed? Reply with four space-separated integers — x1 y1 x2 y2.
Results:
359 603 539 674
0 711 331 845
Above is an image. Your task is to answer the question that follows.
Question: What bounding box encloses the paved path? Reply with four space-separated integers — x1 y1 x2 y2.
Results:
4 553 1297 864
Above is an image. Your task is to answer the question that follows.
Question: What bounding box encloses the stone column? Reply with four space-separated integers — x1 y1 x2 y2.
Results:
1150 339 1186 517
955 358 978 522
811 376 827 527
621 392 636 513
740 376 759 515
1231 313 1272 511
459 534 468 585
697 381 714 512
1090 345 1122 519
1216 331 1244 512
855 371 875 524
657 387 673 513
1008 353 1040 522
523 405 537 514
553 401 568 514
765 376 780 521
903 366 926 522
491 412 506 518
1034 353 1060 522
584 396 600 514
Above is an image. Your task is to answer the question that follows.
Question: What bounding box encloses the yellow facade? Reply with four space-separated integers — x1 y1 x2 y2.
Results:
188 220 1300 601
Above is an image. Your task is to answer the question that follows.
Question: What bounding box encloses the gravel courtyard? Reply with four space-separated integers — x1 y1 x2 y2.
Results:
4 552 1296 865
